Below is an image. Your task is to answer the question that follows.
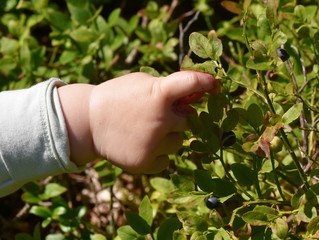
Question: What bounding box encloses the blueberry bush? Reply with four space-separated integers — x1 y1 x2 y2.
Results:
0 0 319 239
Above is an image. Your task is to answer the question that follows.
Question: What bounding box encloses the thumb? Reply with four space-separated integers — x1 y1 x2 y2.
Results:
160 71 219 103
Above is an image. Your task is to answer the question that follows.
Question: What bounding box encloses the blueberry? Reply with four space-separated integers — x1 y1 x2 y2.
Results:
266 70 278 81
277 48 290 62
222 131 236 147
204 196 220 209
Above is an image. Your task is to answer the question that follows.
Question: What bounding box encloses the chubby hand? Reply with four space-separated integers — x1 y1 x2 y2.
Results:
58 71 219 174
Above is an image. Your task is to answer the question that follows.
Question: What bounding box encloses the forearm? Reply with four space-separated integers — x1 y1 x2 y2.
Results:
0 79 84 197
57 84 97 166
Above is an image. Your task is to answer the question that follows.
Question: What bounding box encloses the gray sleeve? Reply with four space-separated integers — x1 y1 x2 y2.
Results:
0 78 84 197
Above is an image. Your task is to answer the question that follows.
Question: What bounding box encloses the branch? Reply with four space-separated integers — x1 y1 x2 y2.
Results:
178 10 200 66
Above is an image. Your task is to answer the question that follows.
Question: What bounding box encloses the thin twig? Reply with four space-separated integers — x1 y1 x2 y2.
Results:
270 151 287 201
298 76 318 94
167 0 179 18
285 55 308 166
178 10 200 65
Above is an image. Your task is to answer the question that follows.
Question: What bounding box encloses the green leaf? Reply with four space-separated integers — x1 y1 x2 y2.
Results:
297 204 317 223
21 192 41 204
29 206 52 218
70 27 98 42
127 15 139 35
31 0 47 10
243 0 252 10
91 234 107 240
0 0 18 11
208 93 227 122
0 37 19 56
117 226 145 240
52 206 67 217
45 233 65 240
291 188 305 209
206 132 220 154
20 43 31 72
242 206 278 226
177 212 208 233
190 140 207 153
149 19 167 43
171 174 195 192
243 211 269 226
294 5 306 22
41 183 67 200
181 59 218 75
125 211 151 235
231 163 257 186
257 13 272 41
67 0 91 25
222 109 239 132
140 66 160 77
282 103 303 125
307 216 319 236
135 26 151 42
139 196 153 226
173 231 187 240
33 223 41 240
44 9 71 32
157 217 182 240
193 170 236 196
0 56 17 75
251 40 268 54
208 35 223 60
14 233 34 240
190 232 206 240
254 205 278 219
189 32 212 59
247 103 263 128
272 31 287 48
193 169 214 193
271 217 288 239
76 206 87 219
180 56 194 70
211 178 237 197
260 158 278 173
59 50 78 64
246 57 272 71
150 177 175 193
108 8 121 27
66 0 87 8
266 1 277 27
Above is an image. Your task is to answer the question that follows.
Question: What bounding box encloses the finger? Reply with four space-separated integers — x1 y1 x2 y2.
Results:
154 132 184 155
159 71 219 103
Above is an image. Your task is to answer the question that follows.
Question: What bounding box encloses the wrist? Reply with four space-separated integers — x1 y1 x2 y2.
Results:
57 84 97 166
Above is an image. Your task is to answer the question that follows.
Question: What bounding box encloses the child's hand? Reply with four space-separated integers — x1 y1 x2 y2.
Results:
58 71 219 174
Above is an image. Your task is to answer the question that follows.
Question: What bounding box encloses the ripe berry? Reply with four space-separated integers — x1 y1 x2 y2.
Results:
277 48 290 62
204 196 220 209
266 70 278 81
222 131 236 147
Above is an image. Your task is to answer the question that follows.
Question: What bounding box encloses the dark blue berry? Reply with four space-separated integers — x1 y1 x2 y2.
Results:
222 131 236 147
266 70 277 81
277 48 290 62
204 196 220 209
